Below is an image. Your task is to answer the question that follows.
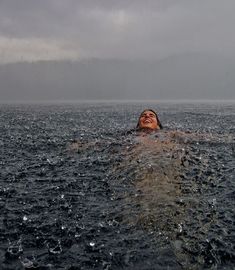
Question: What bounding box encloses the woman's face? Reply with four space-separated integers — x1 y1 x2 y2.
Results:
138 110 159 130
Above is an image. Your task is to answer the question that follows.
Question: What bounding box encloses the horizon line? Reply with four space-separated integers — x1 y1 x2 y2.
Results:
1 99 235 105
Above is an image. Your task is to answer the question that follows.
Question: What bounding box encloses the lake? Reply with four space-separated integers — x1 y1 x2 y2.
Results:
0 101 234 269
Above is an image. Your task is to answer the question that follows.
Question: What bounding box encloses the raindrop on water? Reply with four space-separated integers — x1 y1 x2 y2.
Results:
48 240 62 255
20 257 35 268
178 223 183 233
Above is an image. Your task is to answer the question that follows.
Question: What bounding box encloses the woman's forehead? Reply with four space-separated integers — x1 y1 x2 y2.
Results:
141 110 157 116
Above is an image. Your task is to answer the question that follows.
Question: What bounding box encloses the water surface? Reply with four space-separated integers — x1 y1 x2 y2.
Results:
0 102 234 269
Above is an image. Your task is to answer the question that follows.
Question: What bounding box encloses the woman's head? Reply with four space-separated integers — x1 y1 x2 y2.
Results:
136 109 163 130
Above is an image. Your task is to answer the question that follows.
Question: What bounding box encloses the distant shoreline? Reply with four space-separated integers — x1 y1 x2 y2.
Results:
1 99 235 105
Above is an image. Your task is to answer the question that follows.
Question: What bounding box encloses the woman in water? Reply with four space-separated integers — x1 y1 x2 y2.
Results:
135 108 203 143
114 109 185 239
136 109 163 131
69 109 163 151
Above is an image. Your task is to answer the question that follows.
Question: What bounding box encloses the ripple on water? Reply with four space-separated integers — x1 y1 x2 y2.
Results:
0 103 234 269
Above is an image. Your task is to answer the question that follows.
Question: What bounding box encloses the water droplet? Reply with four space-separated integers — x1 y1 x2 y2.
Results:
98 222 105 227
46 158 51 164
89 242 95 247
211 198 217 208
21 257 34 268
23 215 28 221
178 223 183 233
6 239 23 258
48 240 62 255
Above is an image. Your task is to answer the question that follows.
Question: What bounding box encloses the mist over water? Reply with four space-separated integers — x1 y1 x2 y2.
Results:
0 102 234 269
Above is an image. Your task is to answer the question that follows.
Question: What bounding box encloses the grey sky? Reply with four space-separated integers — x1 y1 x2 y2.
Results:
1 0 235 63
0 0 235 101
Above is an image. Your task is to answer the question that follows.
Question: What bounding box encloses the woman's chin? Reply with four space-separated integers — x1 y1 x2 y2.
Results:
141 124 158 130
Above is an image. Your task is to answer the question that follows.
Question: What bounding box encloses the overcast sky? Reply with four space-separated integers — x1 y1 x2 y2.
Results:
1 0 235 63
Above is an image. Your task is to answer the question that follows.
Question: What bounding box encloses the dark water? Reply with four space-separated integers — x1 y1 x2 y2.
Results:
0 102 234 270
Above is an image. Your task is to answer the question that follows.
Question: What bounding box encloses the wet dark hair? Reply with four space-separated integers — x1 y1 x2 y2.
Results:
136 109 163 130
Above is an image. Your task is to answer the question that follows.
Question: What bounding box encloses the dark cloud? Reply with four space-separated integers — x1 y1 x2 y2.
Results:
0 0 234 61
